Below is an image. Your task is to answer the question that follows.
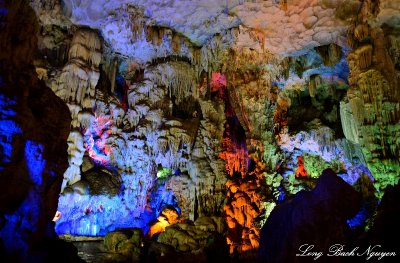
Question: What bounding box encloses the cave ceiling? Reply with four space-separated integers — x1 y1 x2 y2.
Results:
40 0 399 60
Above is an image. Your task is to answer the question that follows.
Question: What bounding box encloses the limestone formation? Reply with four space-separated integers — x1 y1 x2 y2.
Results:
2 0 400 261
342 0 400 196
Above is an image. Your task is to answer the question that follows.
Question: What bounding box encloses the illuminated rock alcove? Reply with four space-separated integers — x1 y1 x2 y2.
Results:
1 0 399 262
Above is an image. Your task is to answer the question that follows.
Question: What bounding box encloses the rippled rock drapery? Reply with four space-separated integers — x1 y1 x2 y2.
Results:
0 0 80 262
341 0 400 196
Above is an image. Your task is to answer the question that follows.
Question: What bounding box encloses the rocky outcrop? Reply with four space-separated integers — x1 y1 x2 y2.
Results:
259 169 361 263
148 206 180 237
366 183 400 254
103 228 143 261
146 216 228 263
0 0 79 261
157 216 226 253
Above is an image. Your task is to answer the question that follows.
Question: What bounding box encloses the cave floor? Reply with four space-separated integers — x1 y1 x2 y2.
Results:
69 239 255 263
72 241 121 263
71 241 213 263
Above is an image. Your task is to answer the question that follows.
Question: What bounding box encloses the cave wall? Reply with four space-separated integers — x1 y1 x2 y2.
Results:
1 0 399 260
34 0 399 250
0 0 80 261
31 2 229 236
342 0 400 197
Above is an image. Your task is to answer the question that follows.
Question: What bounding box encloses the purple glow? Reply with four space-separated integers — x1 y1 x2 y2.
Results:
84 114 111 164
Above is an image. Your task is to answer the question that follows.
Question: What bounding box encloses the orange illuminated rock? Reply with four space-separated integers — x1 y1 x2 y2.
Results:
148 217 170 238
222 135 265 254
148 207 180 237
52 211 62 222
295 156 308 178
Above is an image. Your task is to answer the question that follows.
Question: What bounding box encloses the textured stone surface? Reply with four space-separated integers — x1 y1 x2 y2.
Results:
35 0 397 257
55 0 361 57
259 169 361 263
341 0 400 197
157 216 226 253
1 0 399 260
0 0 80 261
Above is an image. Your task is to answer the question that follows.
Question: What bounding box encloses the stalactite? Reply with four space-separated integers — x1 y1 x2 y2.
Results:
55 28 101 110
354 45 373 70
347 88 365 123
61 130 85 191
101 56 118 93
340 101 361 144
354 23 370 42
157 137 168 154
171 33 182 53
149 61 198 104
388 35 400 67
308 74 322 98
128 5 146 42
315 43 342 67
124 109 140 128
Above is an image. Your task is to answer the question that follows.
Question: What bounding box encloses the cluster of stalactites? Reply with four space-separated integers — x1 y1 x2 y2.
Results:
224 154 265 254
220 141 249 177
55 28 102 111
146 61 198 104
122 69 194 169
52 28 103 192
125 4 237 79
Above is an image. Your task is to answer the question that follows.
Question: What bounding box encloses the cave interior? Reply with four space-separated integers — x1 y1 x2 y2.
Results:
0 0 400 262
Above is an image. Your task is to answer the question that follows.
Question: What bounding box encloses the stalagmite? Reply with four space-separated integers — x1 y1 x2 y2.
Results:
340 101 360 144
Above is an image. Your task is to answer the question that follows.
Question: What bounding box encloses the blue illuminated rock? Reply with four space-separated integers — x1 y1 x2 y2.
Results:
0 0 79 261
